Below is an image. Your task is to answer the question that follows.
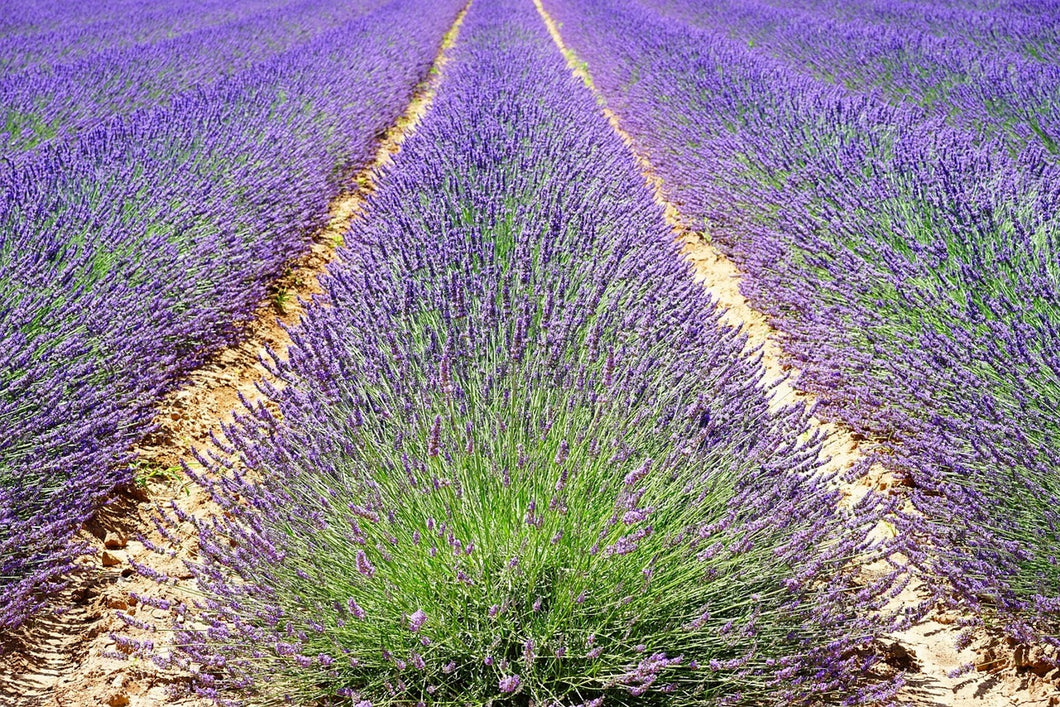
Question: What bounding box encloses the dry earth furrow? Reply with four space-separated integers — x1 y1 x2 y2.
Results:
532 1 1056 704
0 5 469 705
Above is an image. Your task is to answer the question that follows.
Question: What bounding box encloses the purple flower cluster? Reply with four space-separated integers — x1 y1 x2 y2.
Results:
160 0 898 703
544 0 1060 645
0 0 464 632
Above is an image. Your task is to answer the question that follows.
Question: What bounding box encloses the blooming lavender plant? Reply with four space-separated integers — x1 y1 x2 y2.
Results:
157 1 899 703
545 0 1060 650
0 0 464 633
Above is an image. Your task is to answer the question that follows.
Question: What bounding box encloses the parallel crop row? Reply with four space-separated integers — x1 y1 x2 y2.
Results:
1 0 292 74
146 1 898 704
545 0 1060 649
1 0 388 155
0 0 464 633
646 0 1060 154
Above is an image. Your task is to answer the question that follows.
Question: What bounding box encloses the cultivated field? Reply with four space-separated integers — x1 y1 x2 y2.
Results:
1 0 1058 705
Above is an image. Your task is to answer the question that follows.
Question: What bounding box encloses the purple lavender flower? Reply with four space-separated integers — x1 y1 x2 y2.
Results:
408 609 427 633
355 551 376 578
498 674 521 693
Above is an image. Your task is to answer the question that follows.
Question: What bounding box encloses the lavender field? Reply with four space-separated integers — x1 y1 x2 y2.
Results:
0 0 1057 704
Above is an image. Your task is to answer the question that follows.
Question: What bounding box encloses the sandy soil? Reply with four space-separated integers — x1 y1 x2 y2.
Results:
532 0 1059 704
0 6 468 706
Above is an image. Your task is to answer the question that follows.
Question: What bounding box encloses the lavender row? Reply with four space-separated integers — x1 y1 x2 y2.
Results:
0 0 464 634
1 0 387 155
148 0 900 703
828 0 1060 59
639 0 1060 156
546 0 1060 646
647 0 1060 63
0 0 293 73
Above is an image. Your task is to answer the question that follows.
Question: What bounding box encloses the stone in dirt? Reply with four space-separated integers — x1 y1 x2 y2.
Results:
104 532 128 549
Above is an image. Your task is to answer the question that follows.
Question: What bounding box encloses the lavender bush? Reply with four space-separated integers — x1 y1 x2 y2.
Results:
545 0 1060 648
0 0 464 633
155 1 899 703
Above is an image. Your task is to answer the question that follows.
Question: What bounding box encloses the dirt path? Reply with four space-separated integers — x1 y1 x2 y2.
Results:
0 6 469 706
532 1 1056 705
